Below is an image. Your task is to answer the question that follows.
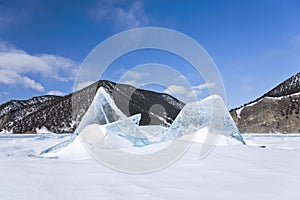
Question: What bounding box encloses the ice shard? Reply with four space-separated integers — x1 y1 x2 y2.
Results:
41 87 137 155
40 87 245 156
113 94 245 146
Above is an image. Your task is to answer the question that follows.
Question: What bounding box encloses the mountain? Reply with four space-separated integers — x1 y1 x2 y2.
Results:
230 72 300 133
0 80 184 134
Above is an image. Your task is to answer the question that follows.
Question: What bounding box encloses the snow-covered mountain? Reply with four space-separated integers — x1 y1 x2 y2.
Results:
0 80 184 134
0 96 63 133
230 72 300 133
265 72 300 97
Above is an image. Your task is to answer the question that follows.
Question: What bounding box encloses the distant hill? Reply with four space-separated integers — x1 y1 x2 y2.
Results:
4 72 299 134
230 72 300 133
0 80 184 134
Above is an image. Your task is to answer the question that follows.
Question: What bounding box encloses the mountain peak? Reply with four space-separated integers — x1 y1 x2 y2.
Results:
230 72 300 133
0 80 185 134
264 72 300 97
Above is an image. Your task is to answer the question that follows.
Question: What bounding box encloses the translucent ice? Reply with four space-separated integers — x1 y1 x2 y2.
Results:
112 94 245 146
41 87 245 156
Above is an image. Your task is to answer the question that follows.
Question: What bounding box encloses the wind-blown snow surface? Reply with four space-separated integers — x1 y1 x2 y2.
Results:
0 133 299 200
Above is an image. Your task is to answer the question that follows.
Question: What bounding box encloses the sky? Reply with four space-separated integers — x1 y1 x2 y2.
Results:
0 0 300 108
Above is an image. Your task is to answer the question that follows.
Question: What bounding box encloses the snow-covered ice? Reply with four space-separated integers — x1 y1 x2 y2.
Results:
1 87 298 199
41 87 244 157
0 133 299 200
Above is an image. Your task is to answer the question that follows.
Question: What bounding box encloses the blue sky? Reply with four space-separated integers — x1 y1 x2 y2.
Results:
0 0 300 108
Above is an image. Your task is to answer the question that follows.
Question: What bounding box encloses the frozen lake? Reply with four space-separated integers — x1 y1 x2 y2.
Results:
0 133 299 200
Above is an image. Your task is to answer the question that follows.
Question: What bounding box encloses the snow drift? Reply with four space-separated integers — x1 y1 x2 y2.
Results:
41 87 245 158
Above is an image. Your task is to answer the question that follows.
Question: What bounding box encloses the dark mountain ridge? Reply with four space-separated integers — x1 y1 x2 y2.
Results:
230 72 300 133
0 80 184 134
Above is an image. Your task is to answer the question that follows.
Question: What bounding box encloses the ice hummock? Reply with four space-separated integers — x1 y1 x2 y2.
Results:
73 87 128 137
157 95 244 144
40 87 245 156
108 94 245 147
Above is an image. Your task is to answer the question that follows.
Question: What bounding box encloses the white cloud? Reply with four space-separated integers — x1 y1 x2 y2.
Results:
0 42 22 52
123 70 145 80
191 82 215 91
47 90 65 96
120 80 144 88
0 69 44 92
185 82 215 99
23 77 45 92
187 90 200 98
0 69 20 85
174 75 187 82
164 85 187 95
118 69 150 88
94 0 148 29
161 82 216 102
0 42 79 92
